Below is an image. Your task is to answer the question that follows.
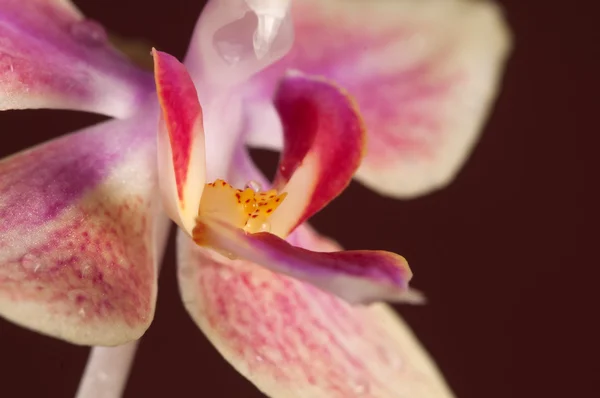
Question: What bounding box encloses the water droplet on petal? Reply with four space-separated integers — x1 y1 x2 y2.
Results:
20 253 42 273
214 40 243 65
245 180 262 192
70 19 108 47
79 260 95 279
214 248 238 260
259 221 271 232
67 290 91 318
349 379 370 395
377 346 403 370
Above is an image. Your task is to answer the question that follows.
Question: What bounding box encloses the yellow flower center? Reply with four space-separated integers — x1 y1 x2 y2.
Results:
197 179 287 233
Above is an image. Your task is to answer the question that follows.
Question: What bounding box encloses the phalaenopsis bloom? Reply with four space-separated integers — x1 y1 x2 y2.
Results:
0 0 510 397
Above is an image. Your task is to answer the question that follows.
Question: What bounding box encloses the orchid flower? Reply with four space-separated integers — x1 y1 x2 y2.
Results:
0 0 511 397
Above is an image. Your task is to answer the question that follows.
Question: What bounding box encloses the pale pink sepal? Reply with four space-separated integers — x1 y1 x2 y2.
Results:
246 0 512 198
0 0 152 117
268 72 365 237
153 49 206 235
177 224 453 398
0 113 165 345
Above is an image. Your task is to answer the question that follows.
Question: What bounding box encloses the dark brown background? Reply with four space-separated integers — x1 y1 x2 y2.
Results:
0 0 593 397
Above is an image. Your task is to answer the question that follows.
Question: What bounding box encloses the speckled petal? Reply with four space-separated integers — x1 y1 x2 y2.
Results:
245 0 511 198
0 0 152 117
153 50 206 234
178 224 452 398
184 0 294 97
268 73 365 237
0 112 165 345
192 218 415 304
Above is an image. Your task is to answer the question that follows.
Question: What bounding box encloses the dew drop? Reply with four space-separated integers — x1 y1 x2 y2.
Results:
214 40 243 65
259 221 271 233
67 290 90 317
215 248 238 260
377 346 403 370
70 19 108 47
349 379 370 396
245 180 262 193
20 253 42 273
80 260 94 279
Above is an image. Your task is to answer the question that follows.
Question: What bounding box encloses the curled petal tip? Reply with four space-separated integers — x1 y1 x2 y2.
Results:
268 73 366 237
153 50 206 234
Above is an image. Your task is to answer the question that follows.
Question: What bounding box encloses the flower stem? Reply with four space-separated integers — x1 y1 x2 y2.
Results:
75 342 139 398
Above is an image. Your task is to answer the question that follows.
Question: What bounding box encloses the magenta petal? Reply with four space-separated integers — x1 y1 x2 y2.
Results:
153 50 207 234
0 0 152 117
193 218 415 305
0 112 164 345
267 73 365 237
246 0 511 197
178 225 451 397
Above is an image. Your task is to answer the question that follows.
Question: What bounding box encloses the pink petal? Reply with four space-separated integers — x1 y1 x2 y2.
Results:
178 224 452 397
184 0 294 97
201 92 246 180
242 100 283 151
0 112 165 345
268 72 365 237
153 50 206 234
192 218 416 304
0 0 152 117
245 0 512 197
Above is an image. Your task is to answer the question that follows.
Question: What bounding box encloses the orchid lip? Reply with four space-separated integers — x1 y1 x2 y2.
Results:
194 179 288 238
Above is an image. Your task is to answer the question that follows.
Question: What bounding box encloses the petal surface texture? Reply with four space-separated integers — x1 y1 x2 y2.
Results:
0 112 163 345
178 225 453 398
246 0 512 197
154 50 206 235
269 73 365 237
0 0 152 117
